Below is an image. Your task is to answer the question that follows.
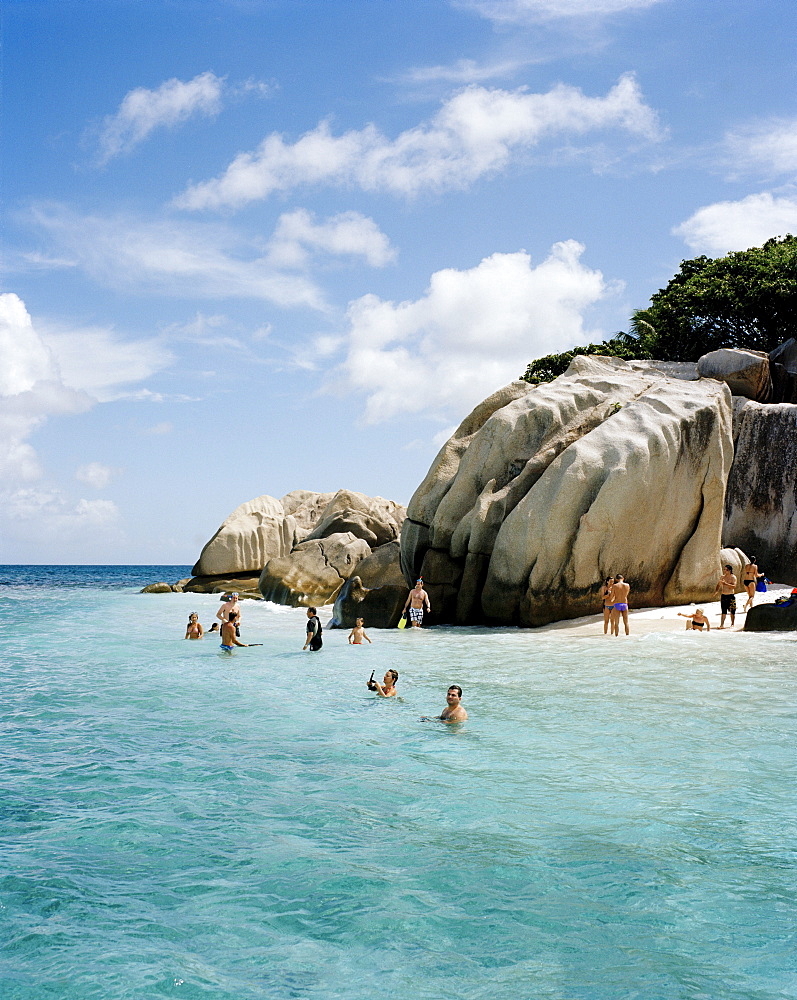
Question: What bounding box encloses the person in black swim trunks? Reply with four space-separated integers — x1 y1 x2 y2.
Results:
714 564 737 628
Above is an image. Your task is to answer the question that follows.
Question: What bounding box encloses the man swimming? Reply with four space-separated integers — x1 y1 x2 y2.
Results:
425 685 467 722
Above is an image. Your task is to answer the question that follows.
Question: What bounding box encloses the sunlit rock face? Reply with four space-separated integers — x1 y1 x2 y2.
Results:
697 348 771 401
192 495 297 577
330 540 407 629
259 532 372 608
401 356 734 627
723 401 797 586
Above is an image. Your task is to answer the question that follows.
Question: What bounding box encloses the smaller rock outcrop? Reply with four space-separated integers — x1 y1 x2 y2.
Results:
140 582 173 594
259 532 371 607
743 600 797 631
330 541 407 628
183 573 262 595
697 348 771 401
719 547 749 593
305 490 405 548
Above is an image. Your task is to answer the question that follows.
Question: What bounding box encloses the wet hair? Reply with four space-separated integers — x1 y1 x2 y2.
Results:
228 610 239 621
448 685 462 697
725 565 733 571
387 669 398 682
308 607 317 615
188 613 198 620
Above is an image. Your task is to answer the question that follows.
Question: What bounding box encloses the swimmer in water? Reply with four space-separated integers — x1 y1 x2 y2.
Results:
348 618 372 644
219 611 250 653
422 685 467 723
185 612 204 639
368 669 398 696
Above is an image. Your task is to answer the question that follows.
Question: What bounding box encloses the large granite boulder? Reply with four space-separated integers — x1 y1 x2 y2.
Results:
723 400 797 585
402 357 734 627
259 532 371 607
192 495 297 576
305 490 406 548
280 490 336 539
330 541 407 628
697 348 771 401
743 600 797 631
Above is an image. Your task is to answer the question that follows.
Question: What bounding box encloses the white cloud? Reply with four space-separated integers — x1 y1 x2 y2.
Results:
145 422 174 435
724 118 797 178
0 294 91 482
330 241 612 424
455 0 663 22
673 192 797 256
76 462 117 490
267 210 396 268
28 203 327 309
175 75 661 210
394 57 538 85
0 488 121 552
96 71 225 163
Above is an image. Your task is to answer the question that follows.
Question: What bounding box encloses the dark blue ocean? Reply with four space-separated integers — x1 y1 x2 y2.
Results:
2 566 795 999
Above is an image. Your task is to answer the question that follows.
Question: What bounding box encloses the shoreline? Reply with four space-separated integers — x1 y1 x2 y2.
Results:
531 585 792 637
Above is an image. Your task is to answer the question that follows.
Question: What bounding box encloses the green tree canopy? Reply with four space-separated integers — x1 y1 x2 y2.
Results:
522 236 797 384
631 235 797 360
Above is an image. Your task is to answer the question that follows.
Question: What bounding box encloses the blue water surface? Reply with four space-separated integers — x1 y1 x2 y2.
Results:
1 568 795 1000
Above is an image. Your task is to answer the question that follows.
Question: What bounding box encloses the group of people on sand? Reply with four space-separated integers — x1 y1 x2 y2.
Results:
599 556 768 634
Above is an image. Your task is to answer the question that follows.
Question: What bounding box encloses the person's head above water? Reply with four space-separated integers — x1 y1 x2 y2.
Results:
228 610 239 622
356 617 364 625
386 669 398 683
307 607 317 616
188 612 198 621
447 684 462 698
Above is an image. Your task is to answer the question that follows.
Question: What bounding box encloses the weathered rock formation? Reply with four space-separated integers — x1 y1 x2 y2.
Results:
723 401 797 585
719 547 750 593
401 356 734 627
330 540 407 628
769 338 797 404
192 495 298 577
259 532 371 607
305 490 405 548
697 348 771 401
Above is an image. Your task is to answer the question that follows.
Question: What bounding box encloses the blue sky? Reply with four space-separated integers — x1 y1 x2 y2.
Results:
3 0 796 564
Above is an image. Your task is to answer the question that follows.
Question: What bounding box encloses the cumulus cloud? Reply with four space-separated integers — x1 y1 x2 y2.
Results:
76 462 117 490
267 210 397 268
0 488 121 554
330 241 612 424
724 118 797 179
455 0 664 21
393 57 538 86
0 292 171 491
96 71 225 163
175 75 661 210
0 294 91 482
673 192 797 256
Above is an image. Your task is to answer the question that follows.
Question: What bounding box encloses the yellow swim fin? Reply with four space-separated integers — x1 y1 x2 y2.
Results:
397 614 407 629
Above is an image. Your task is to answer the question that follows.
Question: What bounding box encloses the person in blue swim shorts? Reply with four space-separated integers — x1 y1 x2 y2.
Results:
220 611 250 653
609 575 631 636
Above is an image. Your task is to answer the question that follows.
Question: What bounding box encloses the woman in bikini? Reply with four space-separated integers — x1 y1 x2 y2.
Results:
742 557 761 612
601 576 614 634
678 608 710 631
185 612 204 639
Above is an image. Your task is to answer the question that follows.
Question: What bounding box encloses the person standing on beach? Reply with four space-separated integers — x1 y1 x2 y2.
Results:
303 607 323 651
609 576 630 636
742 557 762 612
403 578 431 628
220 611 250 653
714 565 738 628
601 576 614 634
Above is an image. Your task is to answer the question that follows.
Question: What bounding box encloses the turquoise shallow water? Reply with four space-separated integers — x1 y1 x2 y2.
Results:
2 568 796 1000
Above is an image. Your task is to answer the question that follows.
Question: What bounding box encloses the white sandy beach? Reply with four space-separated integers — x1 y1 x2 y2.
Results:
534 584 793 637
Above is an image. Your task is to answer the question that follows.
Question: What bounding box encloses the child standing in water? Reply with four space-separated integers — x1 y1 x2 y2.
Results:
348 618 372 644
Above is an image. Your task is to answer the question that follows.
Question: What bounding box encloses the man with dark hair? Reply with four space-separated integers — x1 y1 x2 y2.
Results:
609 575 630 636
403 578 430 628
303 607 323 651
220 611 250 653
715 564 738 628
440 685 467 722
